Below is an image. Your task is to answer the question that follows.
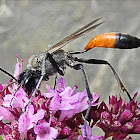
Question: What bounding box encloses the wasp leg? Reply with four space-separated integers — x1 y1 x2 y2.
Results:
23 53 48 112
24 53 64 111
73 57 132 101
73 64 92 139
53 75 58 89
68 50 86 54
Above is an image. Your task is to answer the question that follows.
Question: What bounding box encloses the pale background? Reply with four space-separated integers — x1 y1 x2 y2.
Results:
0 0 140 139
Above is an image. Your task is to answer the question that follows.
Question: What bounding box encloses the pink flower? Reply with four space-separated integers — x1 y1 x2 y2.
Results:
44 78 99 121
2 55 139 140
59 91 99 121
18 104 45 139
1 56 93 139
55 78 66 93
49 93 61 112
96 93 140 139
3 90 29 109
34 121 58 140
78 124 103 140
14 54 23 78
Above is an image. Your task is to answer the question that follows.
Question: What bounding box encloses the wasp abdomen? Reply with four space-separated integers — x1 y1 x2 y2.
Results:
115 33 140 49
84 33 140 51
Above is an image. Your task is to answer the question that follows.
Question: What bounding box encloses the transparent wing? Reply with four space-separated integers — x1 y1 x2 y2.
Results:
46 17 104 54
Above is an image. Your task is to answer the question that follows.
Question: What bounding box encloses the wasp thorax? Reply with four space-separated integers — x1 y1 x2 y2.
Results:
27 52 46 71
18 50 67 94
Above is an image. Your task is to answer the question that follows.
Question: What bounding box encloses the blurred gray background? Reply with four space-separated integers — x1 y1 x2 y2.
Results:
0 0 140 138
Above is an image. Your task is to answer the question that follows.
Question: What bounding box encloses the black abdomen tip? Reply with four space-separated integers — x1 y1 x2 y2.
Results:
115 33 140 49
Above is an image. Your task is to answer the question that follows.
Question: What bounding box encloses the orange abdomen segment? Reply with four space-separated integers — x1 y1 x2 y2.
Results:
84 32 117 51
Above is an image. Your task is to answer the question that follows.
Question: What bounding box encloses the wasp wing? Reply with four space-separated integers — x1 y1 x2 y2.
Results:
46 17 104 54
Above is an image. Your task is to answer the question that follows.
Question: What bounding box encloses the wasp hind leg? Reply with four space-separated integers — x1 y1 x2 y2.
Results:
73 57 132 101
73 63 92 139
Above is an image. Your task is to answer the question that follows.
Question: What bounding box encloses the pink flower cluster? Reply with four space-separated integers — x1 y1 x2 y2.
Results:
87 93 140 139
0 56 139 140
0 77 100 140
0 56 100 139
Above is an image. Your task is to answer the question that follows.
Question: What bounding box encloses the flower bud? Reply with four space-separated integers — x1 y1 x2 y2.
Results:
122 122 133 133
119 110 132 124
63 127 71 135
111 121 121 131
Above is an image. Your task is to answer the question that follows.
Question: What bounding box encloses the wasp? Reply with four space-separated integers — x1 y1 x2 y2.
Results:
0 17 140 137
15 18 140 101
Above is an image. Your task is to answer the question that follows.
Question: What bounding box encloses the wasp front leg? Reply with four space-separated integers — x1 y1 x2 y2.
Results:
23 53 47 112
24 52 65 111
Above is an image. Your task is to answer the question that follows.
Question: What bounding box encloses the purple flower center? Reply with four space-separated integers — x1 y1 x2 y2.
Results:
101 111 110 119
39 126 50 136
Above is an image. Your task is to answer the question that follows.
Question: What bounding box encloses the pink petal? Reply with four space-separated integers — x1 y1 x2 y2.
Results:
56 78 66 92
49 94 61 111
91 102 100 107
59 86 73 97
81 124 91 137
44 92 55 98
0 84 3 90
14 59 23 78
0 106 15 122
92 93 99 102
77 103 89 113
59 102 75 110
26 104 34 117
19 106 45 139
18 113 29 140
13 84 28 96
11 94 29 108
34 122 58 140
78 135 83 140
50 127 58 139
46 84 55 94
44 84 56 98
91 136 104 140
15 87 28 96
3 94 13 107
59 110 75 121
28 109 45 130
62 92 80 103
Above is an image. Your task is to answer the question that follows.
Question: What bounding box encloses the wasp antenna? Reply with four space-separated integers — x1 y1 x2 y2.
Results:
0 67 17 81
